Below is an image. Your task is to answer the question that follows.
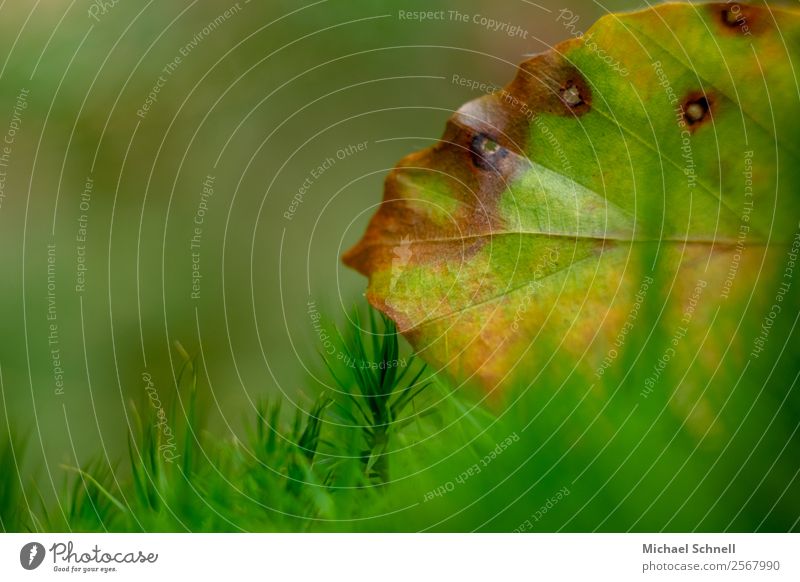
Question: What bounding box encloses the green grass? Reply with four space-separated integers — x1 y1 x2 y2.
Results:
2 296 800 532
0 310 469 532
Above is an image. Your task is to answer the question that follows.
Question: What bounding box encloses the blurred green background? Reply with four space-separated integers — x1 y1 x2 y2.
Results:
1 0 799 535
0 0 652 482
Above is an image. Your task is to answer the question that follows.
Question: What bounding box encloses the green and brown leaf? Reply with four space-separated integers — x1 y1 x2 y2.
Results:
343 2 800 404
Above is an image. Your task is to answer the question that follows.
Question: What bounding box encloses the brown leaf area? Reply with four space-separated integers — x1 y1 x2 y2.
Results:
342 38 590 281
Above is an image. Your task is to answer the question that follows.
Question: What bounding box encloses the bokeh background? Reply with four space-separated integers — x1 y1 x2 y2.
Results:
0 0 652 486
4 0 800 535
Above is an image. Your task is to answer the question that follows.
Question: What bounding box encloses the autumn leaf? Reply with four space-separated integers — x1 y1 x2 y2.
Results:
343 2 800 412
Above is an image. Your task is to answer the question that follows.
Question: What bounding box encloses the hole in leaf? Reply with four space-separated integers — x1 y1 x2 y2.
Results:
560 83 583 107
683 95 710 126
469 133 508 171
714 2 759 35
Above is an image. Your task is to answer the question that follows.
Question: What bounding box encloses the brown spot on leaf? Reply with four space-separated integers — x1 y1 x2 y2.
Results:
508 41 593 117
682 92 714 130
711 2 763 35
453 90 530 155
